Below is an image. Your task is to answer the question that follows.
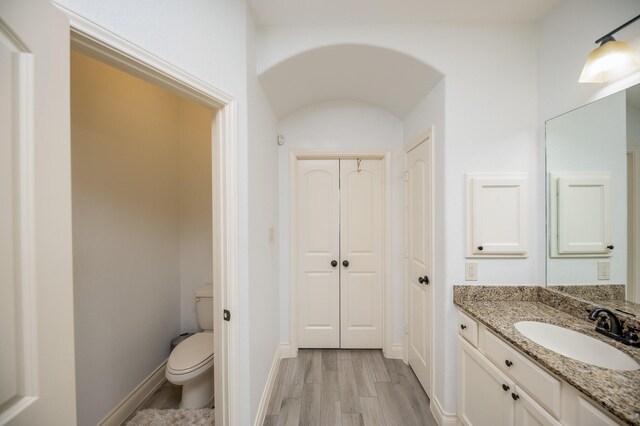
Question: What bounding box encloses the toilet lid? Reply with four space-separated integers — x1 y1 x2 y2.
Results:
168 333 213 374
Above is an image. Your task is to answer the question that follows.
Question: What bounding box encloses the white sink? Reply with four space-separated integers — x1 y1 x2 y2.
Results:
514 321 639 371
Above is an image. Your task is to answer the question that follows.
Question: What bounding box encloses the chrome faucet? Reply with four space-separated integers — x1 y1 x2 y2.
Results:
588 307 639 347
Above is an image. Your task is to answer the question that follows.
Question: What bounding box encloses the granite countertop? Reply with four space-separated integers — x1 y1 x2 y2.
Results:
454 287 640 425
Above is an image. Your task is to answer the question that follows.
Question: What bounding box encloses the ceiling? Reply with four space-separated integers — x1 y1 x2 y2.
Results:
249 0 561 26
258 44 443 119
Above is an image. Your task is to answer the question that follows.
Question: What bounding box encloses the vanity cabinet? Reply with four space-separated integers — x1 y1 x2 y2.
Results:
458 337 561 426
457 311 623 426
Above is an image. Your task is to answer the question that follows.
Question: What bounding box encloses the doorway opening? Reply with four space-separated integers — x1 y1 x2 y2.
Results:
289 152 392 355
67 15 238 425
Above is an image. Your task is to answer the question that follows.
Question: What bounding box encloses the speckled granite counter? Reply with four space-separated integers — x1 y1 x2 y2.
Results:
454 286 640 425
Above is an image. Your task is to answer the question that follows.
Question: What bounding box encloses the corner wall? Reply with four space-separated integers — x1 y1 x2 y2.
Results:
247 10 281 423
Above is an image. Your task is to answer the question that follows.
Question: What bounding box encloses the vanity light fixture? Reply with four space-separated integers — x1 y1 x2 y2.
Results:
579 14 640 83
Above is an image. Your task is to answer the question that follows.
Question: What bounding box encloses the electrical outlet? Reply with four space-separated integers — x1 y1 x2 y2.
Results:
465 263 478 281
597 262 610 280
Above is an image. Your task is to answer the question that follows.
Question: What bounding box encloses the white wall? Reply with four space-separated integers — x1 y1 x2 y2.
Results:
71 51 182 426
178 99 214 333
260 23 539 413
247 9 281 423
546 91 627 284
278 101 405 344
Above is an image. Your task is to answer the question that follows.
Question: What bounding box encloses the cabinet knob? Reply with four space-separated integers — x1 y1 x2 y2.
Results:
477 245 484 251
342 260 349 267
501 384 509 392
460 324 467 330
505 359 513 367
511 392 519 401
331 260 338 267
607 245 614 250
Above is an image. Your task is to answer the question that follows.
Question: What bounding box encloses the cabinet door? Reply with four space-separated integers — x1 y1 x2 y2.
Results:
554 174 612 255
513 386 562 426
467 174 527 257
576 397 620 426
458 338 515 426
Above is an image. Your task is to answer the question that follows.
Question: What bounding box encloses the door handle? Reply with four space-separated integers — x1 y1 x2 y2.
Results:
331 260 338 267
342 260 349 267
418 275 429 285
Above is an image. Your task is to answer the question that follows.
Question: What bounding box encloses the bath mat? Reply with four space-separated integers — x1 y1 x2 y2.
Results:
126 408 214 425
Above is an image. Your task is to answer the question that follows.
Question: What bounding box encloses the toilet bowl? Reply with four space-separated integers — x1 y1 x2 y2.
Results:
166 283 214 408
166 332 214 408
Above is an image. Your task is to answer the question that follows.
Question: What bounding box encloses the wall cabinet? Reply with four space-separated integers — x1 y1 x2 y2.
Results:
466 174 527 257
549 173 613 257
457 311 623 426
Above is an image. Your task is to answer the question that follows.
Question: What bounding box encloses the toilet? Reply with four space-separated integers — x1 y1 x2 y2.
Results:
166 284 214 408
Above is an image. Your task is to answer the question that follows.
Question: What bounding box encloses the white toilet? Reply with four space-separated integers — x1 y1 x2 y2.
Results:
166 284 214 408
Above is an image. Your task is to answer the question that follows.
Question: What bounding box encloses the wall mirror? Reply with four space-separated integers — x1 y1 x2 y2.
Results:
546 82 640 317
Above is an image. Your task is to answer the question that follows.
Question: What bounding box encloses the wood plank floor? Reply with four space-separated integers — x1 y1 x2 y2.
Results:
264 349 437 426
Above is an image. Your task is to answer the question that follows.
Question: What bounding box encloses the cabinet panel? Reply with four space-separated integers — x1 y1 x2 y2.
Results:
481 327 561 418
549 173 612 257
459 337 515 426
467 174 527 257
514 386 562 426
577 397 621 426
458 310 479 347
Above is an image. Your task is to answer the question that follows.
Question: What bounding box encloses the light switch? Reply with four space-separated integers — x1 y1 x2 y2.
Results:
465 263 478 281
597 262 610 280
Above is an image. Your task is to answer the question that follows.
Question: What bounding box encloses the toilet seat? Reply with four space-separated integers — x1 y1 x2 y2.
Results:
166 333 214 383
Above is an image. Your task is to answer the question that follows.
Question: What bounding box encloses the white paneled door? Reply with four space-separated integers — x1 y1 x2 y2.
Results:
406 139 432 396
0 1 77 424
296 158 383 349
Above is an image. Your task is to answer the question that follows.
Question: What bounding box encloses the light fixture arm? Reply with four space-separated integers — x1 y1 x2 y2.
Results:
595 14 640 45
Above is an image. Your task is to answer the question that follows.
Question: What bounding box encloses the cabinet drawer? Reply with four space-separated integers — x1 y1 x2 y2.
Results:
458 310 479 347
481 327 561 418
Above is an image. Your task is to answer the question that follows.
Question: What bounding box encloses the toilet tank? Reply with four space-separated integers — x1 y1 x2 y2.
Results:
195 284 213 331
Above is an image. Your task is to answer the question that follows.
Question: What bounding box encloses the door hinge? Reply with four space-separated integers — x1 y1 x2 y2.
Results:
223 309 231 321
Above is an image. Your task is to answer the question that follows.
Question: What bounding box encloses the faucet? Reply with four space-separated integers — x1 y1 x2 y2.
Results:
588 307 639 348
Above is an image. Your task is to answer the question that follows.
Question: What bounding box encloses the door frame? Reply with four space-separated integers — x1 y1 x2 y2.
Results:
289 151 392 356
403 128 435 399
57 8 239 426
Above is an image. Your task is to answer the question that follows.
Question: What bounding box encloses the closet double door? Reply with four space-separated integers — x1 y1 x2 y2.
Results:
297 158 383 349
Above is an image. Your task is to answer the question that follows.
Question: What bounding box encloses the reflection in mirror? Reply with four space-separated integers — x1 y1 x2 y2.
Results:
546 83 640 317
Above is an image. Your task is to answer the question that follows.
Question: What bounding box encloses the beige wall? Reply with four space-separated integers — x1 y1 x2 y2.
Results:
71 50 212 425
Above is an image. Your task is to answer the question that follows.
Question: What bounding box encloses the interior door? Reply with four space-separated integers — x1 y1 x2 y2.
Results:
406 139 432 394
340 159 383 348
0 1 77 424
297 159 341 348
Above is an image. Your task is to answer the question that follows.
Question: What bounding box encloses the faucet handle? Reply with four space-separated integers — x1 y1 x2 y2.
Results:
597 314 610 331
624 326 639 342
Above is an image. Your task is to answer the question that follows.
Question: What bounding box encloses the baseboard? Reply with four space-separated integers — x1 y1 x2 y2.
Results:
431 396 457 426
253 344 284 426
98 359 168 426
387 344 404 359
279 343 297 358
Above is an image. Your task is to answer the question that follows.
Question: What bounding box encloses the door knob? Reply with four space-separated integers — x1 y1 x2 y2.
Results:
418 275 429 285
342 260 349 267
331 260 338 267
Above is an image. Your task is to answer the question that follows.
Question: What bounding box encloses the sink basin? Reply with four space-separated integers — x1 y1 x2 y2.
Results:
514 321 639 371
